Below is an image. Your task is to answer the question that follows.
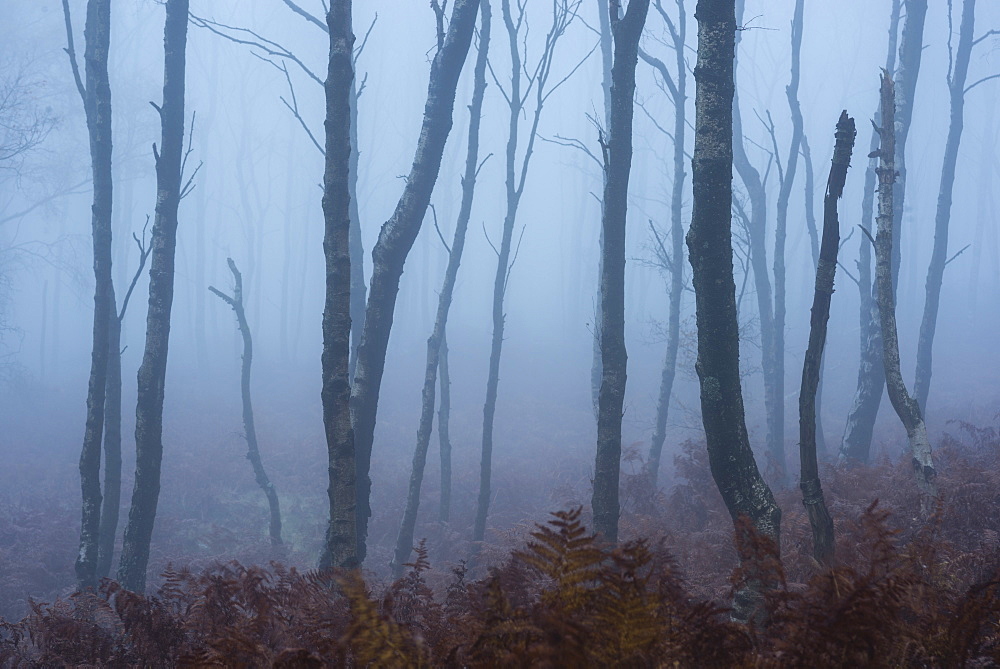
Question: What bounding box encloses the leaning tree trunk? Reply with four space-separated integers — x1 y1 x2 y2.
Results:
117 0 189 592
799 134 827 456
687 0 781 625
61 0 114 591
842 0 921 464
350 0 480 562
640 0 687 487
592 0 649 544
210 259 283 547
392 0 491 576
799 111 855 568
872 73 937 511
319 0 358 572
914 0 976 413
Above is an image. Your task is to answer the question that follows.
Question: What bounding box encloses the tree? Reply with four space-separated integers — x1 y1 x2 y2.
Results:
872 73 937 510
391 0 491 577
591 0 649 544
210 258 283 547
318 0 357 572
686 0 780 624
914 0 995 412
117 0 191 592
638 0 687 486
473 0 586 548
841 0 925 464
799 111 855 567
350 0 481 562
60 0 115 591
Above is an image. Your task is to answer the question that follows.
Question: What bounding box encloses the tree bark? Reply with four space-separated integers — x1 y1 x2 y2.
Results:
62 0 114 591
438 334 452 522
117 0 189 592
592 0 649 544
688 0 780 624
914 0 976 413
392 0 491 576
318 0 358 572
350 0 480 562
210 259 283 547
799 111 855 568
872 73 937 511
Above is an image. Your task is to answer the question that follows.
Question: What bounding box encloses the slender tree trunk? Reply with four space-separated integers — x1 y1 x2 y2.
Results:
873 73 937 510
210 259 283 546
117 0 189 592
392 0 491 576
438 334 452 522
688 0 781 625
62 0 114 591
842 0 922 463
800 134 827 456
97 308 121 580
914 0 975 413
641 0 687 487
351 0 480 562
318 0 358 571
800 111 855 568
348 76 366 381
592 0 649 543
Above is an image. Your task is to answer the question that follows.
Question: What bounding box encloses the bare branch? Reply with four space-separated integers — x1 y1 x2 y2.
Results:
60 0 86 101
118 216 153 321
945 243 971 267
965 72 1000 94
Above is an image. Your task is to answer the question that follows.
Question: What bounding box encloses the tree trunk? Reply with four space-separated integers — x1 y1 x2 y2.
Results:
914 0 975 413
438 334 452 522
348 74 366 381
688 0 781 625
592 0 649 544
210 259 283 547
800 134 826 456
62 0 114 591
799 111 855 568
117 0 189 592
392 0 491 576
318 0 358 571
97 309 121 580
872 73 937 511
350 0 480 562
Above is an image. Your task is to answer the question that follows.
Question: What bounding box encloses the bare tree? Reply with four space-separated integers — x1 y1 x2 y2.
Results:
872 72 937 510
61 0 115 590
473 0 588 547
210 258 283 547
914 0 996 412
392 0 491 577
351 0 481 562
117 0 191 592
687 0 780 624
638 0 686 486
799 111 855 567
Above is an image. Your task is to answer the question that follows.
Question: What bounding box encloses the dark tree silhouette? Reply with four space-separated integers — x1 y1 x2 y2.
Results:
60 0 114 591
210 258 283 547
350 0 480 562
392 0 491 577
591 0 650 544
686 0 780 624
117 0 191 592
799 111 856 567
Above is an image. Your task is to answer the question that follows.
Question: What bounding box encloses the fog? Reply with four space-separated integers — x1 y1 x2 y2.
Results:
2 0 1000 614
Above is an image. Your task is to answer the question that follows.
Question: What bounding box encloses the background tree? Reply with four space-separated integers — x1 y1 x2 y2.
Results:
687 0 780 624
60 0 114 591
117 0 191 592
799 110 855 567
392 0 491 576
350 0 481 562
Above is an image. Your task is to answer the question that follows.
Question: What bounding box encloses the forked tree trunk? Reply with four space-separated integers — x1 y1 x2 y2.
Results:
687 0 780 625
592 0 649 543
872 73 937 510
61 0 114 591
799 111 855 568
392 0 491 576
117 0 189 592
319 0 358 571
914 0 976 413
210 259 283 547
350 0 480 561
